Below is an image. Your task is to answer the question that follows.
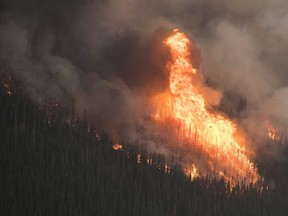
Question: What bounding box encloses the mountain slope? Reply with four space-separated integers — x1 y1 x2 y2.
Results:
0 87 287 216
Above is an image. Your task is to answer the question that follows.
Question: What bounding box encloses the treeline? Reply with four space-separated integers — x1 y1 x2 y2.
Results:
0 88 288 216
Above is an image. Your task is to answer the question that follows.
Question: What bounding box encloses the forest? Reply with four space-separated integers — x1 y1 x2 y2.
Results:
1 81 288 216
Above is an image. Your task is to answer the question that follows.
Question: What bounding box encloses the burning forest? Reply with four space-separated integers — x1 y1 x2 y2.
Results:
0 29 264 187
2 0 288 215
148 29 261 186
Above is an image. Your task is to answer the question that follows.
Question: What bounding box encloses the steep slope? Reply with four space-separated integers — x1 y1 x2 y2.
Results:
0 86 287 216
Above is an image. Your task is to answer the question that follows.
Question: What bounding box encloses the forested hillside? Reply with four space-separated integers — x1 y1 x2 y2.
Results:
0 87 288 216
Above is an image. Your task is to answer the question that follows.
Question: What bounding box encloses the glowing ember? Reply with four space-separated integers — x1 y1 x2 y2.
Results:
154 29 261 185
137 154 141 164
264 120 284 143
0 71 16 95
95 132 101 141
165 164 171 174
112 144 123 151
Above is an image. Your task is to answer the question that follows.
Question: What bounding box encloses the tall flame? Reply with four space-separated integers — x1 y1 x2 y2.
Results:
158 29 261 185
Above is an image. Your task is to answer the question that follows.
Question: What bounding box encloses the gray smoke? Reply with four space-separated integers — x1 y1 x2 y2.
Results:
1 0 288 165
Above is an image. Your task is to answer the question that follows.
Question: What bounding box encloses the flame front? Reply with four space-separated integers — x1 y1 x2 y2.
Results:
158 29 261 185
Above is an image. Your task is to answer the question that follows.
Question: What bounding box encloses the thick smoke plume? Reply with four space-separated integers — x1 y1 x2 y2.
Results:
1 0 288 183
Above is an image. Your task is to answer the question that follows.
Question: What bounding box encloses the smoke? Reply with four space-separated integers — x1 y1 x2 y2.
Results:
1 0 288 180
0 0 170 140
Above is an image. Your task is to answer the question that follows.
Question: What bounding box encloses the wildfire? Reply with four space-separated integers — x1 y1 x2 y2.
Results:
112 144 123 151
264 120 285 143
152 29 261 185
0 71 16 95
184 164 198 180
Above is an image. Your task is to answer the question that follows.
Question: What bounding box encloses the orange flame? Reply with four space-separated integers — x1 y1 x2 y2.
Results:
184 164 198 180
112 144 123 151
154 29 261 185
264 120 285 143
